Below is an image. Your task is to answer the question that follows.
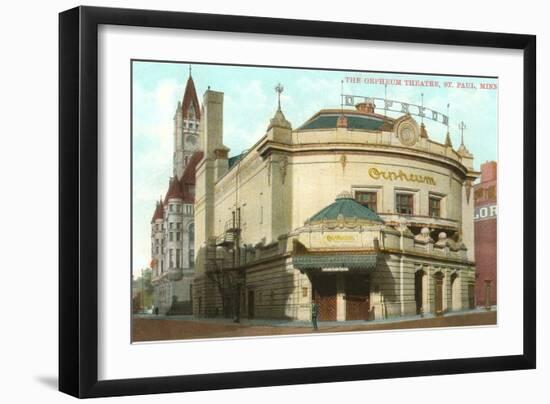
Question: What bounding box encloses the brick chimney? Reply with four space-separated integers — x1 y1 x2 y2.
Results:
480 161 497 183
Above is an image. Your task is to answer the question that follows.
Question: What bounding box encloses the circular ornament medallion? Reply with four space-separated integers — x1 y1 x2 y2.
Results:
397 121 418 146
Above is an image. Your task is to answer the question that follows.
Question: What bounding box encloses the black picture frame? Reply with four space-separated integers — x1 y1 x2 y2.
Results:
59 5 536 398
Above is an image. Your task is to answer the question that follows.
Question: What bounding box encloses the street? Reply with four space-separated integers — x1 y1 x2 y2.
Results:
132 310 497 342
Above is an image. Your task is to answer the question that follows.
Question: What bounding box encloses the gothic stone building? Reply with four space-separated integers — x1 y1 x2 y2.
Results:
150 73 202 315
193 87 479 322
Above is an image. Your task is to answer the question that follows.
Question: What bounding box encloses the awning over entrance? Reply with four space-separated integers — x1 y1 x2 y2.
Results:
293 253 377 272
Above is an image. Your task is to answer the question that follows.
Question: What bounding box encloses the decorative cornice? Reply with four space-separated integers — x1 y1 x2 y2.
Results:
256 140 473 179
380 247 474 266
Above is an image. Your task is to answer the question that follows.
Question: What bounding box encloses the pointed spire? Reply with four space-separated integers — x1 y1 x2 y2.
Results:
164 176 184 204
459 121 467 147
275 83 284 111
268 109 292 130
340 80 344 114
444 131 453 148
268 83 291 130
420 93 424 124
443 103 452 147
457 121 472 157
384 83 388 117
151 199 164 223
182 67 200 121
174 100 182 120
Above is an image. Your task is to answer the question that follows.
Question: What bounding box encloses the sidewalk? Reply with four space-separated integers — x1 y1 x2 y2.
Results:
134 306 497 328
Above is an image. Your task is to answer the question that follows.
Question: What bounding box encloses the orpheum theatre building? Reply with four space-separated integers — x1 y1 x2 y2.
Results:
193 86 479 322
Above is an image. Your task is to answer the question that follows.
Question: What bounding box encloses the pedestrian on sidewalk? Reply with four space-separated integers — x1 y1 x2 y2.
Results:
311 301 319 331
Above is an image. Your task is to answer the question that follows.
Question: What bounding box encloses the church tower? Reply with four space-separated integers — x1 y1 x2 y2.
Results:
173 67 201 179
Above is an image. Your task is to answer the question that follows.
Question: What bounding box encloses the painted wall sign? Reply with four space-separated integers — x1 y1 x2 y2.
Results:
474 204 497 220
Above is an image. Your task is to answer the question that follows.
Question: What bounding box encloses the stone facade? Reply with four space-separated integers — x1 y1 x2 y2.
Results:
193 90 479 321
150 73 201 315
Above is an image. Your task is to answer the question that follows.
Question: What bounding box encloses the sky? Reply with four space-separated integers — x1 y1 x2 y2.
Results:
132 61 498 276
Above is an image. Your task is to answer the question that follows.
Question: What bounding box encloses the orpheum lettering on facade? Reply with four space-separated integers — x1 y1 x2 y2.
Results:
368 167 437 185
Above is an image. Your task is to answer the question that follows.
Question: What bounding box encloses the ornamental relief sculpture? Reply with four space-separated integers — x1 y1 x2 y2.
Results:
394 116 420 147
279 156 289 184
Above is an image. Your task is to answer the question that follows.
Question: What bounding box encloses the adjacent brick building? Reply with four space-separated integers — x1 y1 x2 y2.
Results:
474 161 497 307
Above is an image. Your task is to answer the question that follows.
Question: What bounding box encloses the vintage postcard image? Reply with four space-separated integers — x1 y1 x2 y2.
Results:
131 62 498 342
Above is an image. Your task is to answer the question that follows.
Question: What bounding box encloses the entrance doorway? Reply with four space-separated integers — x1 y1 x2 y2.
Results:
434 272 444 315
345 275 370 320
247 290 255 318
312 275 337 321
414 270 426 314
468 283 475 309
450 273 459 311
